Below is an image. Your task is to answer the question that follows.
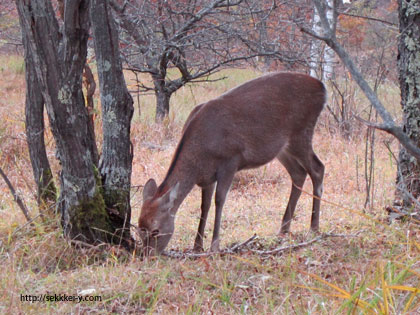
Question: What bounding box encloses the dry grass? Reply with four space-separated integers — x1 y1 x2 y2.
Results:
0 55 419 314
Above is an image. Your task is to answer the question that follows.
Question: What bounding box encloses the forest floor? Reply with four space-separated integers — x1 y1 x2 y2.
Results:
0 55 419 314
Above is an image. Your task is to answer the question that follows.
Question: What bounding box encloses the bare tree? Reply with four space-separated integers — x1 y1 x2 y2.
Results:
113 0 309 121
113 0 250 120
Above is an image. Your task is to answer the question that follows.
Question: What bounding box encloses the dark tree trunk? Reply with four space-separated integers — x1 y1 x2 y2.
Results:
57 0 99 167
155 90 171 122
83 64 99 166
22 30 56 211
90 0 134 244
16 0 112 243
152 74 171 121
394 0 420 212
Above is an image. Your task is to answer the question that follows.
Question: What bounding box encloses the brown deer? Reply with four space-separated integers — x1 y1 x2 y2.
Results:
139 72 326 255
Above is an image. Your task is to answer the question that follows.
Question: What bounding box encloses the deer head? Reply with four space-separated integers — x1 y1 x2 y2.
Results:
138 179 180 256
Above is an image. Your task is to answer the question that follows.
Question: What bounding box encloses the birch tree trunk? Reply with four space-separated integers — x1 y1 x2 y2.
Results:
394 0 420 213
309 0 335 81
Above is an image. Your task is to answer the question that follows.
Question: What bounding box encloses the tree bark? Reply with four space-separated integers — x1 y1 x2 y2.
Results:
153 74 171 121
21 28 56 211
57 0 99 167
90 0 134 244
83 64 99 166
16 0 112 243
309 0 335 81
155 90 171 122
394 0 420 212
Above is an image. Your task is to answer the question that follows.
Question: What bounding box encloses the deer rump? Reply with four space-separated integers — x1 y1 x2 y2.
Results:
139 72 326 255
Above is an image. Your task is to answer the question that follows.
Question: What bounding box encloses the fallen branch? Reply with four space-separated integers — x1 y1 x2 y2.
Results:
163 234 258 258
69 239 109 251
226 233 258 253
250 230 364 255
250 235 324 255
162 231 363 258
0 166 31 222
11 213 42 237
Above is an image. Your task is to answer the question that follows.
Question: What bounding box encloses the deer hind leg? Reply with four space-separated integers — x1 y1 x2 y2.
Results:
193 183 215 252
278 152 308 234
307 153 324 231
290 148 324 232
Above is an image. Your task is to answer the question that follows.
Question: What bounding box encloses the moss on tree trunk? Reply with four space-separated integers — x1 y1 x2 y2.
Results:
71 187 113 243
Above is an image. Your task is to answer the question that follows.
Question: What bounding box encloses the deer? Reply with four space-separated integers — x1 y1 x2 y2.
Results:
139 72 326 256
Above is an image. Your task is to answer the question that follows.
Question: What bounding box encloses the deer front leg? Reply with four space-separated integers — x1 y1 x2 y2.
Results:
210 159 238 252
193 183 215 252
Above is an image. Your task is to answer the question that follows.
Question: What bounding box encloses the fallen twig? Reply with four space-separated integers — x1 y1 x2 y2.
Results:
250 235 324 255
322 229 365 238
11 212 42 237
226 233 258 253
162 231 365 259
69 239 109 251
163 234 258 258
251 230 364 255
0 166 32 222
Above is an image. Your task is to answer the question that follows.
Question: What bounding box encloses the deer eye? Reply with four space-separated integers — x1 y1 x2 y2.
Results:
151 229 159 237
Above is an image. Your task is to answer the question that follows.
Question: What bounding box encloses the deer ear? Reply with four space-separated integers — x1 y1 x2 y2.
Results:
157 182 180 211
143 179 157 203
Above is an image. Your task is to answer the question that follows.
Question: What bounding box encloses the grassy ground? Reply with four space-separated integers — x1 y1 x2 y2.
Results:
0 55 419 314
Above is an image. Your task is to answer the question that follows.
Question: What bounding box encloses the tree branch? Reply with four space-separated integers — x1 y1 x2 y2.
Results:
306 0 420 161
0 166 32 222
338 11 397 27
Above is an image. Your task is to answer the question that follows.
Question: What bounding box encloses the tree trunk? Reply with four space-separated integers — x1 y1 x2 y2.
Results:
394 0 420 212
155 91 171 122
309 0 335 81
322 0 335 81
83 64 99 166
153 74 171 121
90 0 134 244
22 29 56 211
16 0 112 243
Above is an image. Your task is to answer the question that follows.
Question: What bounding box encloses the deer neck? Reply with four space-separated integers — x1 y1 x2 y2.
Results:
158 165 196 214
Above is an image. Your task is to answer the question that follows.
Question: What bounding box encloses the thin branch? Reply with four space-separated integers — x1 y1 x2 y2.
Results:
69 239 109 251
338 11 397 27
0 166 32 222
300 26 331 42
11 212 43 237
250 235 324 255
225 233 258 253
355 116 393 133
